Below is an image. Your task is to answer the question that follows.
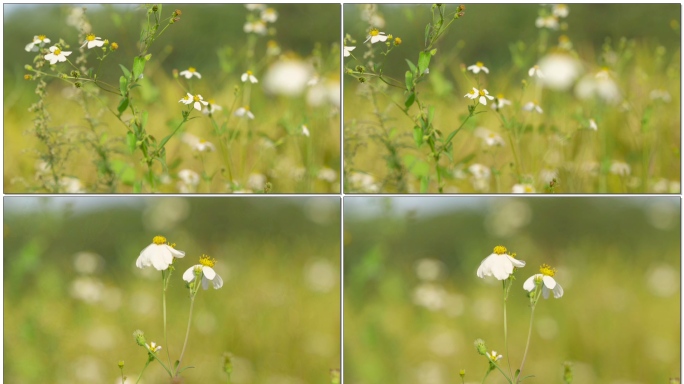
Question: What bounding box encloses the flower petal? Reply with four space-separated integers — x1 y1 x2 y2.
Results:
522 275 537 291
552 282 564 298
202 266 216 280
182 266 196 282
542 275 556 289
212 273 224 289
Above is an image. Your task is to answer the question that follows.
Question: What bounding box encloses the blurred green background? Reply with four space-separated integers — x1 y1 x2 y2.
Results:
344 197 680 383
4 197 340 383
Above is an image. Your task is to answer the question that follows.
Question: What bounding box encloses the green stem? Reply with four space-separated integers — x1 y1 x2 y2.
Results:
503 281 512 378
135 360 151 384
162 271 172 370
518 306 536 383
176 296 196 376
480 367 492 384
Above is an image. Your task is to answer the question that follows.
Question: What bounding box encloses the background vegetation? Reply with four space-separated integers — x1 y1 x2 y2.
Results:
5 197 341 383
344 197 680 383
5 4 341 193
343 4 680 193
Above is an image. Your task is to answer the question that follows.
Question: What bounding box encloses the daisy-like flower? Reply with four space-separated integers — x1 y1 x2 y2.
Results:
266 40 281 56
178 169 200 186
610 161 631 176
476 245 525 280
487 351 503 362
364 28 388 44
183 255 224 290
136 235 185 271
467 61 489 74
25 34 51 52
244 20 267 35
146 341 162 353
528 65 545 78
241 70 258 83
81 33 105 49
522 101 543 114
179 67 201 79
194 139 216 152
552 4 569 18
523 264 564 299
491 94 512 110
202 100 223 116
343 46 356 57
512 183 535 193
235 106 255 119
465 88 494 105
261 7 278 23
44 46 72 65
301 125 310 137
245 4 266 11
179 93 208 111
475 127 505 147
535 15 559 30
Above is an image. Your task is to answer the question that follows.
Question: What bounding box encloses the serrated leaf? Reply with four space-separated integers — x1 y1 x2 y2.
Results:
126 132 136 153
404 92 415 109
405 70 413 91
133 56 146 80
418 51 431 75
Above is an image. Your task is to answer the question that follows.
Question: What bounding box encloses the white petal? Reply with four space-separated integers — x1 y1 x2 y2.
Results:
522 275 537 291
552 282 564 298
490 260 512 280
212 273 224 289
182 266 197 282
542 275 556 289
202 266 216 280
201 276 209 290
542 286 550 299
506 255 526 268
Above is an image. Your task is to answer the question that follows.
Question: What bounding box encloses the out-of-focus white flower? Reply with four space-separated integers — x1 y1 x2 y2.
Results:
475 127 505 147
241 70 258 83
364 28 388 44
194 139 215 152
245 4 266 11
81 33 105 49
552 4 569 18
25 34 51 52
523 264 564 299
650 89 672 103
652 179 680 193
343 46 356 57
261 7 278 23
179 67 201 79
535 15 559 29
235 106 255 119
247 173 267 190
44 45 72 64
469 164 491 179
491 94 512 110
136 236 185 271
522 101 543 114
538 53 581 91
306 77 340 107
178 169 200 186
539 168 559 184
588 119 598 130
301 125 310 137
263 58 315 97
575 69 621 104
467 61 489 74
348 172 379 193
244 20 267 35
317 167 337 183
183 255 223 290
610 161 631 176
202 100 223 116
512 184 535 193
528 65 545 78
60 177 85 193
413 283 447 311
266 40 281 56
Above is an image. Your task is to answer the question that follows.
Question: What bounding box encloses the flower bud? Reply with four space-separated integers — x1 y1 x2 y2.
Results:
394 37 402 46
133 330 146 346
25 64 33 71
118 361 125 369
330 369 341 384
459 369 466 378
474 339 487 355
111 42 119 51
24 74 33 80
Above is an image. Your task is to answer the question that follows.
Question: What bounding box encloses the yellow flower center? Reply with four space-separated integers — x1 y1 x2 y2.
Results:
199 139 206 144
539 263 556 277
38 34 47 41
243 106 251 111
369 28 379 37
525 185 533 192
497 94 505 99
246 70 253 76
188 67 196 73
153 235 167 245
183 95 190 101
478 89 487 97
193 95 201 102
86 33 96 42
54 48 62 55
493 245 507 255
476 61 484 67
199 254 216 268
267 40 278 48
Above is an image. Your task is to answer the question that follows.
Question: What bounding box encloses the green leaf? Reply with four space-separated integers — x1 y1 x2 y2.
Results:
413 125 423 146
418 51 431 75
119 76 127 96
430 48 438 56
405 59 417 75
424 24 430 46
403 155 430 178
141 111 149 130
427 106 436 127
133 181 142 193
404 92 415 109
133 56 146 80
119 64 132 80
420 176 429 193
405 70 414 91
117 97 129 115
126 132 136 153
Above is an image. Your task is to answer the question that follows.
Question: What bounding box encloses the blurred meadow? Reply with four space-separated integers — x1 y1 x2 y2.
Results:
343 4 680 193
5 4 340 193
4 197 341 383
344 197 680 383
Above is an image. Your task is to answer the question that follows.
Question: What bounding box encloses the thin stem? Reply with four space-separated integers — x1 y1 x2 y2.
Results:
503 281 513 378
162 271 172 369
480 367 492 384
176 296 196 375
135 360 151 384
518 306 536 382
